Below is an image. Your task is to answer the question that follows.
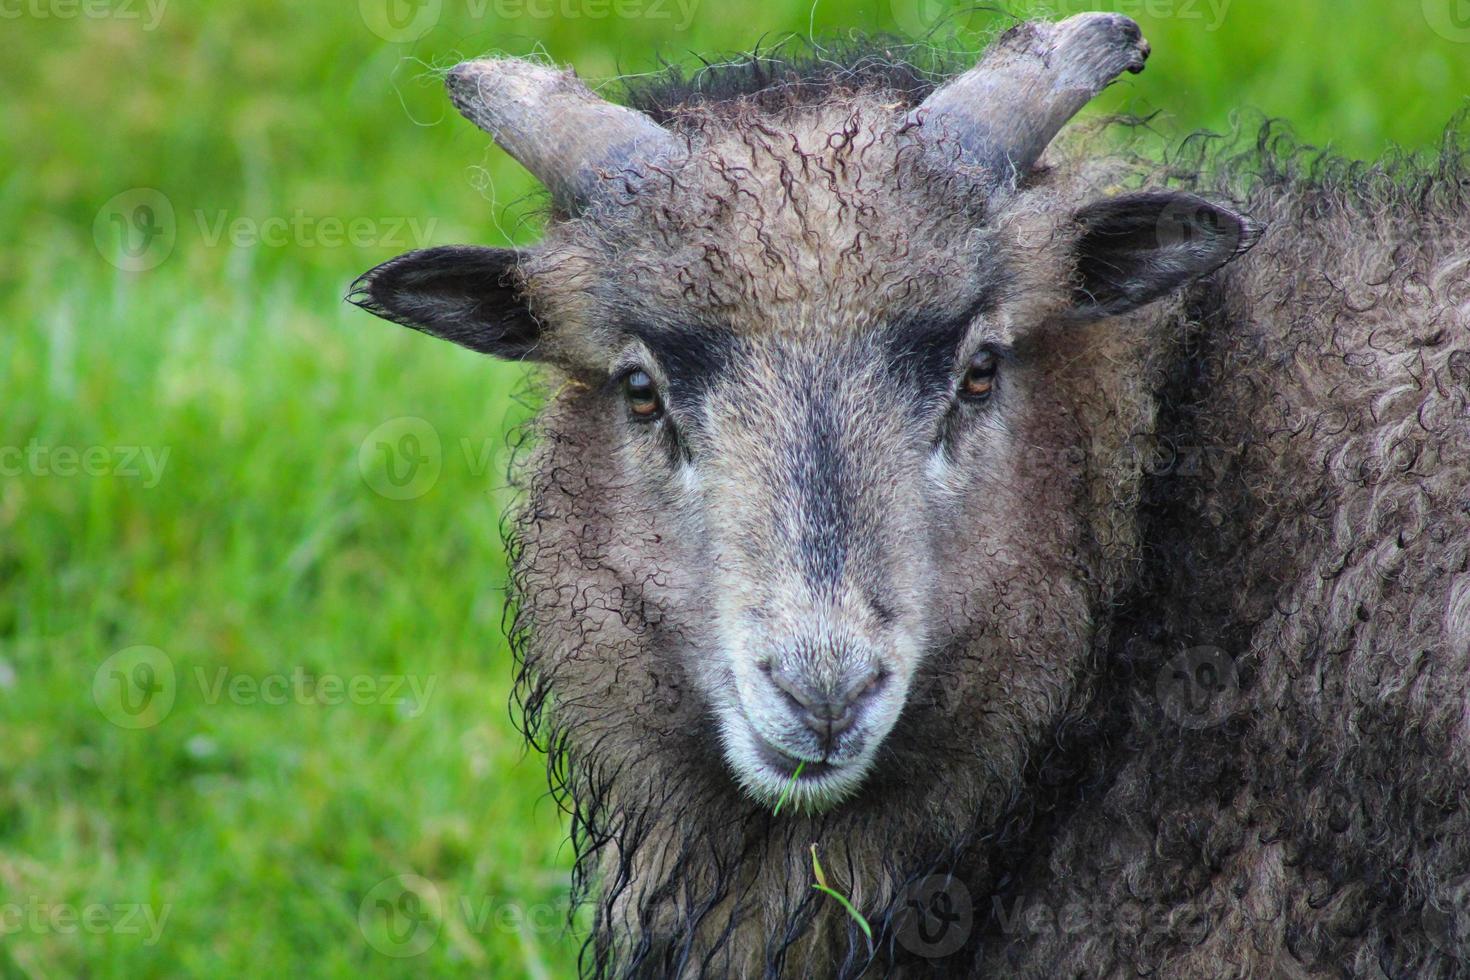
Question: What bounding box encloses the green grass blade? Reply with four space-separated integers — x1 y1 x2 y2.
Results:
809 845 872 943
772 761 805 816
811 886 873 942
809 843 828 889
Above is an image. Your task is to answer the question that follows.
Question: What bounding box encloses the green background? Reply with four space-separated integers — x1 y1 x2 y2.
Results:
3 0 1465 975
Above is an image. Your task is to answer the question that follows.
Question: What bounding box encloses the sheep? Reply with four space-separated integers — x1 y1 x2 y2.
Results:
350 13 1470 976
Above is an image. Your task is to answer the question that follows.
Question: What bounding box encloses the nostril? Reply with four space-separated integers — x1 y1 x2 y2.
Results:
777 689 808 716
766 661 889 747
849 665 886 705
767 665 815 712
822 667 885 735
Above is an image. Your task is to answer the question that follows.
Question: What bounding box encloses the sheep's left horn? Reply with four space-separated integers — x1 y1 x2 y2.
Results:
910 13 1149 186
446 59 682 212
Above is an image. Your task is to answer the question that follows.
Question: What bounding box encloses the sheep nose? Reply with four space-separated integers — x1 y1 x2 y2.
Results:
767 662 886 750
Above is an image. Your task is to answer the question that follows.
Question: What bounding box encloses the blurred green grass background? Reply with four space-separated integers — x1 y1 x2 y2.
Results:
1 0 1465 975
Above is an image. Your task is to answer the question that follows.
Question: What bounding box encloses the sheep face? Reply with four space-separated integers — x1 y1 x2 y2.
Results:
354 94 1255 817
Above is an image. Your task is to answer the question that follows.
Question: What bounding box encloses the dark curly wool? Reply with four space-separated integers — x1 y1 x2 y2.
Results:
619 37 951 122
357 32 1470 979
1015 127 1470 974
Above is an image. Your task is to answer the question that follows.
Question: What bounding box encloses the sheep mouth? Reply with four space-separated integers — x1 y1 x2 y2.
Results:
722 720 875 812
751 737 839 780
717 662 911 811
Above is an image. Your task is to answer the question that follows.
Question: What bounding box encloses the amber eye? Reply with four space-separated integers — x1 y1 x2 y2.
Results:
622 369 662 419
960 350 998 401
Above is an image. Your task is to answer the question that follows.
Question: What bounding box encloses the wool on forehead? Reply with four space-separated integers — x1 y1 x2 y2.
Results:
523 94 1026 342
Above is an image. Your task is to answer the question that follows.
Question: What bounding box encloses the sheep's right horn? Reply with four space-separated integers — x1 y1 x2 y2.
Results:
446 58 683 213
910 13 1150 186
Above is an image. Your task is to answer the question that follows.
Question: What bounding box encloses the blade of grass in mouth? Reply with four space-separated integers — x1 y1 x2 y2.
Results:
772 760 805 817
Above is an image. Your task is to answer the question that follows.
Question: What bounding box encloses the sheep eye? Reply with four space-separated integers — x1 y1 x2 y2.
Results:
622 369 662 419
960 350 998 402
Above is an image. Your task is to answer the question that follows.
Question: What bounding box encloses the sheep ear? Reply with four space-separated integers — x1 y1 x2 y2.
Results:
349 246 543 360
1069 192 1262 319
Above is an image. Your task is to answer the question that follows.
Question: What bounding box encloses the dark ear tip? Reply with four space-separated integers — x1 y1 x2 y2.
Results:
344 259 414 328
344 272 373 309
346 252 420 321
345 248 421 308
1233 215 1267 256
